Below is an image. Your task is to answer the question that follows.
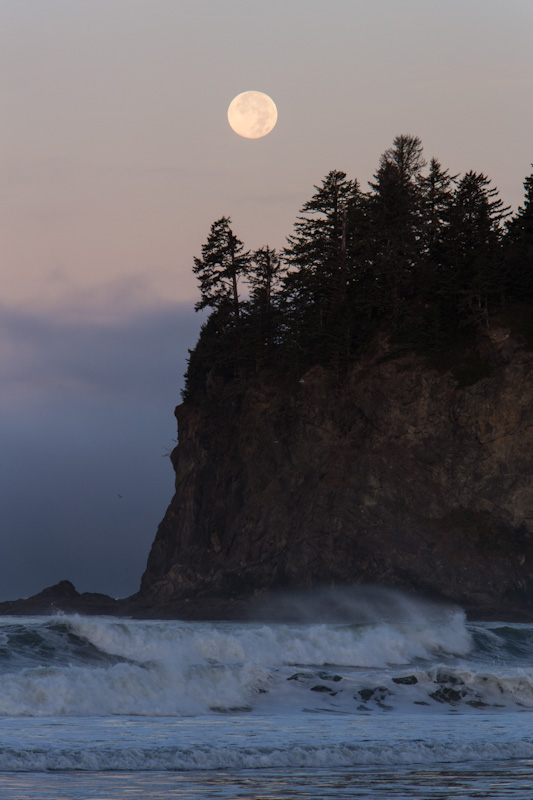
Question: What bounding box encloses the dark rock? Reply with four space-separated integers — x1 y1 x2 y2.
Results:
0 581 118 617
430 687 466 704
357 686 391 703
317 671 342 682
32 580 79 599
138 332 533 620
287 672 313 682
435 671 464 686
392 675 418 685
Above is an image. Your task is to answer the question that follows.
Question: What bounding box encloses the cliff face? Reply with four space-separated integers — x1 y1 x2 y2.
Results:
141 330 533 616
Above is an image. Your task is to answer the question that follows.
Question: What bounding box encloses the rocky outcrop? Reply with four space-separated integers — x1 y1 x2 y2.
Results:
0 581 119 617
140 329 533 618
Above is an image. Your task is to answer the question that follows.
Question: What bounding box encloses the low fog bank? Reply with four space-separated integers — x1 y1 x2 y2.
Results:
0 302 202 601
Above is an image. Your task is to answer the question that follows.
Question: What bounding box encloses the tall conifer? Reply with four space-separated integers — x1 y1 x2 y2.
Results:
442 172 509 326
364 136 425 317
283 170 361 365
505 168 533 299
192 217 250 322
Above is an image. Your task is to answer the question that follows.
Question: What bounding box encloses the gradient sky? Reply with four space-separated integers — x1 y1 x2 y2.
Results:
1 0 532 600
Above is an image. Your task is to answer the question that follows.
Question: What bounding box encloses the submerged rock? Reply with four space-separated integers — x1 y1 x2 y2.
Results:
317 671 343 682
430 687 467 704
392 675 418 685
357 686 392 704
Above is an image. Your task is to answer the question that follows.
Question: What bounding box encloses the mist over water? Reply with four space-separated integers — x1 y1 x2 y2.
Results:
248 584 458 624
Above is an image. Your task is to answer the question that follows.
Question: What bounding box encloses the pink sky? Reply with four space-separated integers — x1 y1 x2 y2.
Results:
2 0 532 316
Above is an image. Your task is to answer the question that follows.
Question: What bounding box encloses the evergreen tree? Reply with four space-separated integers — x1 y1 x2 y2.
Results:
184 217 251 401
247 247 284 351
418 158 457 259
284 170 359 303
364 135 425 318
505 167 533 300
441 171 510 326
192 217 250 323
381 133 426 180
249 246 283 310
282 170 361 366
404 158 460 346
183 135 531 404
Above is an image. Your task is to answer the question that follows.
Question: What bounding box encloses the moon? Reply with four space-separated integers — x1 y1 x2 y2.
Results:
227 91 278 139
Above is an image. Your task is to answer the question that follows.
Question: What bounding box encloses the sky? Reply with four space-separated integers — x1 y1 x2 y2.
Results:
1 0 532 601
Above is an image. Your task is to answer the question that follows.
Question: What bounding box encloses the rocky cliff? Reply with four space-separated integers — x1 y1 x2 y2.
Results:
140 328 533 618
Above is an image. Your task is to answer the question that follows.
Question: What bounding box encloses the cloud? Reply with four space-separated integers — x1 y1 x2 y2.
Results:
0 297 203 411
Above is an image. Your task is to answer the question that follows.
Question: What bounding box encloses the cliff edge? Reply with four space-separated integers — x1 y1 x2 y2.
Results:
140 329 533 618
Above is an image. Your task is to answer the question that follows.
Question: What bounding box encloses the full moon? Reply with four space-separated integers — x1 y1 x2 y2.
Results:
227 91 278 139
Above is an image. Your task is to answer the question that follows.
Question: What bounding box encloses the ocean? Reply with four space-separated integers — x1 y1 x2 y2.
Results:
1 590 533 799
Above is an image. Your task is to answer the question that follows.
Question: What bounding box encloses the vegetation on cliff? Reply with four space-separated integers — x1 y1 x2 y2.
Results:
184 135 533 402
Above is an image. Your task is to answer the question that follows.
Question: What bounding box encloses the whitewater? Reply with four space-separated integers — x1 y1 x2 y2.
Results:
1 589 533 798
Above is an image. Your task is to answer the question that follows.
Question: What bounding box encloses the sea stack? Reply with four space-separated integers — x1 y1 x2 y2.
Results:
140 328 533 619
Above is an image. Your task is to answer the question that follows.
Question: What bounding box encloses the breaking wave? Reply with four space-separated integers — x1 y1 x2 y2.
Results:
2 737 533 772
0 592 532 718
